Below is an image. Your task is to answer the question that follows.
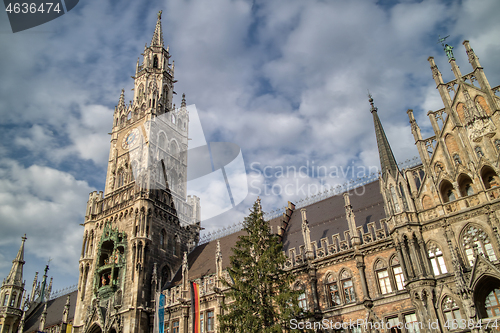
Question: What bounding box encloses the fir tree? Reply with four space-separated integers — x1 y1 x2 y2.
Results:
219 199 304 333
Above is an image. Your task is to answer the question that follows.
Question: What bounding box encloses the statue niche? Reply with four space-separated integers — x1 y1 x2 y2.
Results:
94 222 127 299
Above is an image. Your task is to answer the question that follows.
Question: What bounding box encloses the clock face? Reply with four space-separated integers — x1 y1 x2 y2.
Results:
122 128 140 149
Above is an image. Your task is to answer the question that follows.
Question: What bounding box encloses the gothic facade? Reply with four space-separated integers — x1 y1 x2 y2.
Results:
159 40 500 333
72 12 201 333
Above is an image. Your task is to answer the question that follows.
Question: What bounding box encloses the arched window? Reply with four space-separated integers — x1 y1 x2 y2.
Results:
391 256 405 291
340 270 355 304
481 166 499 189
440 180 455 203
158 133 167 151
375 260 392 294
399 183 409 210
173 235 180 256
117 169 125 188
160 229 166 249
428 243 447 276
495 139 500 152
475 146 484 158
442 296 462 323
153 55 158 68
170 141 178 158
10 292 16 307
390 185 400 213
485 289 500 317
325 274 340 307
458 174 474 197
3 293 9 306
295 283 307 311
462 225 497 266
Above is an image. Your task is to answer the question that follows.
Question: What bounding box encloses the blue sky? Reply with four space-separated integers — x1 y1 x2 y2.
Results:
1 0 500 293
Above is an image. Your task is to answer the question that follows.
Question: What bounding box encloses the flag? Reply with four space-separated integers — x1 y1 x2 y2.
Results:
158 293 165 333
191 282 201 333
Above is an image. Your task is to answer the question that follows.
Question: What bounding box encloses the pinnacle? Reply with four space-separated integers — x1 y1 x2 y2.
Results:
151 10 164 47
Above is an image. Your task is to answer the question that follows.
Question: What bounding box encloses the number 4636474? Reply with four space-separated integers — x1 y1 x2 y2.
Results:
5 3 61 14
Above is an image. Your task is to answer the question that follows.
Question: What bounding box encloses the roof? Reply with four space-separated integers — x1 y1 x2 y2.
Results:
170 180 385 286
170 229 246 285
279 180 385 253
24 291 77 333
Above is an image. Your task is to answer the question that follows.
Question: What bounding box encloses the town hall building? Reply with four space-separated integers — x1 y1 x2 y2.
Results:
2 11 500 333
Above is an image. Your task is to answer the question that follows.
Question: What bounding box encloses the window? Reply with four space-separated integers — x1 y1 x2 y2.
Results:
164 321 170 333
442 296 462 326
160 230 166 249
172 320 179 333
375 260 392 294
153 55 158 68
441 181 455 203
3 293 9 306
298 291 308 311
404 313 420 333
200 312 204 333
485 289 500 317
475 146 484 158
428 244 447 276
391 257 405 291
326 275 341 307
462 225 497 266
207 311 214 332
387 317 401 333
481 166 499 189
495 140 500 152
390 185 400 213
458 174 474 197
340 270 355 304
10 292 16 307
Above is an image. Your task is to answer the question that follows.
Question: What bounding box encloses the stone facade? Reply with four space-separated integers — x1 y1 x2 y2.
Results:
159 40 500 333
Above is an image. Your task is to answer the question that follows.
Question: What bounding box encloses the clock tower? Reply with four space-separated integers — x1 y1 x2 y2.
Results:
73 12 201 333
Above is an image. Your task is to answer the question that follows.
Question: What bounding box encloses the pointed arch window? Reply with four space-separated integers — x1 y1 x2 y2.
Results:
153 55 158 68
481 166 499 189
458 174 474 197
475 146 484 158
295 283 308 311
462 225 497 266
10 292 16 307
390 185 400 213
442 296 462 324
440 180 456 203
428 244 447 276
391 256 405 291
3 293 9 306
340 270 356 304
485 289 500 317
160 229 166 249
325 274 340 307
375 260 392 294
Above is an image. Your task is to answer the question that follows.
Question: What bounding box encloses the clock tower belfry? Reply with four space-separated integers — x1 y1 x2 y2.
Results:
73 12 201 333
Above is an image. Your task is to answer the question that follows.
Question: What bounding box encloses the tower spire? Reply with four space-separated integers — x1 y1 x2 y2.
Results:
151 10 164 47
369 94 398 179
5 235 27 286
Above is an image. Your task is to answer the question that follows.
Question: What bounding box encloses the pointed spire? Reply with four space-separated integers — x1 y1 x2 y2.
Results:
369 94 398 179
6 235 26 286
151 10 164 47
118 89 125 109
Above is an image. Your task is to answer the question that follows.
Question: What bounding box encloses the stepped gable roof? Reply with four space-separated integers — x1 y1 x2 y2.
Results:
170 229 246 286
24 290 77 333
280 180 385 253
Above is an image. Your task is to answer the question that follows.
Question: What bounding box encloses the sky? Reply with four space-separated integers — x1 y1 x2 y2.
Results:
1 0 500 293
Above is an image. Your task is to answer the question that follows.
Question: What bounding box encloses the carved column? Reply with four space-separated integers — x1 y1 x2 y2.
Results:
401 241 415 279
409 237 424 278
